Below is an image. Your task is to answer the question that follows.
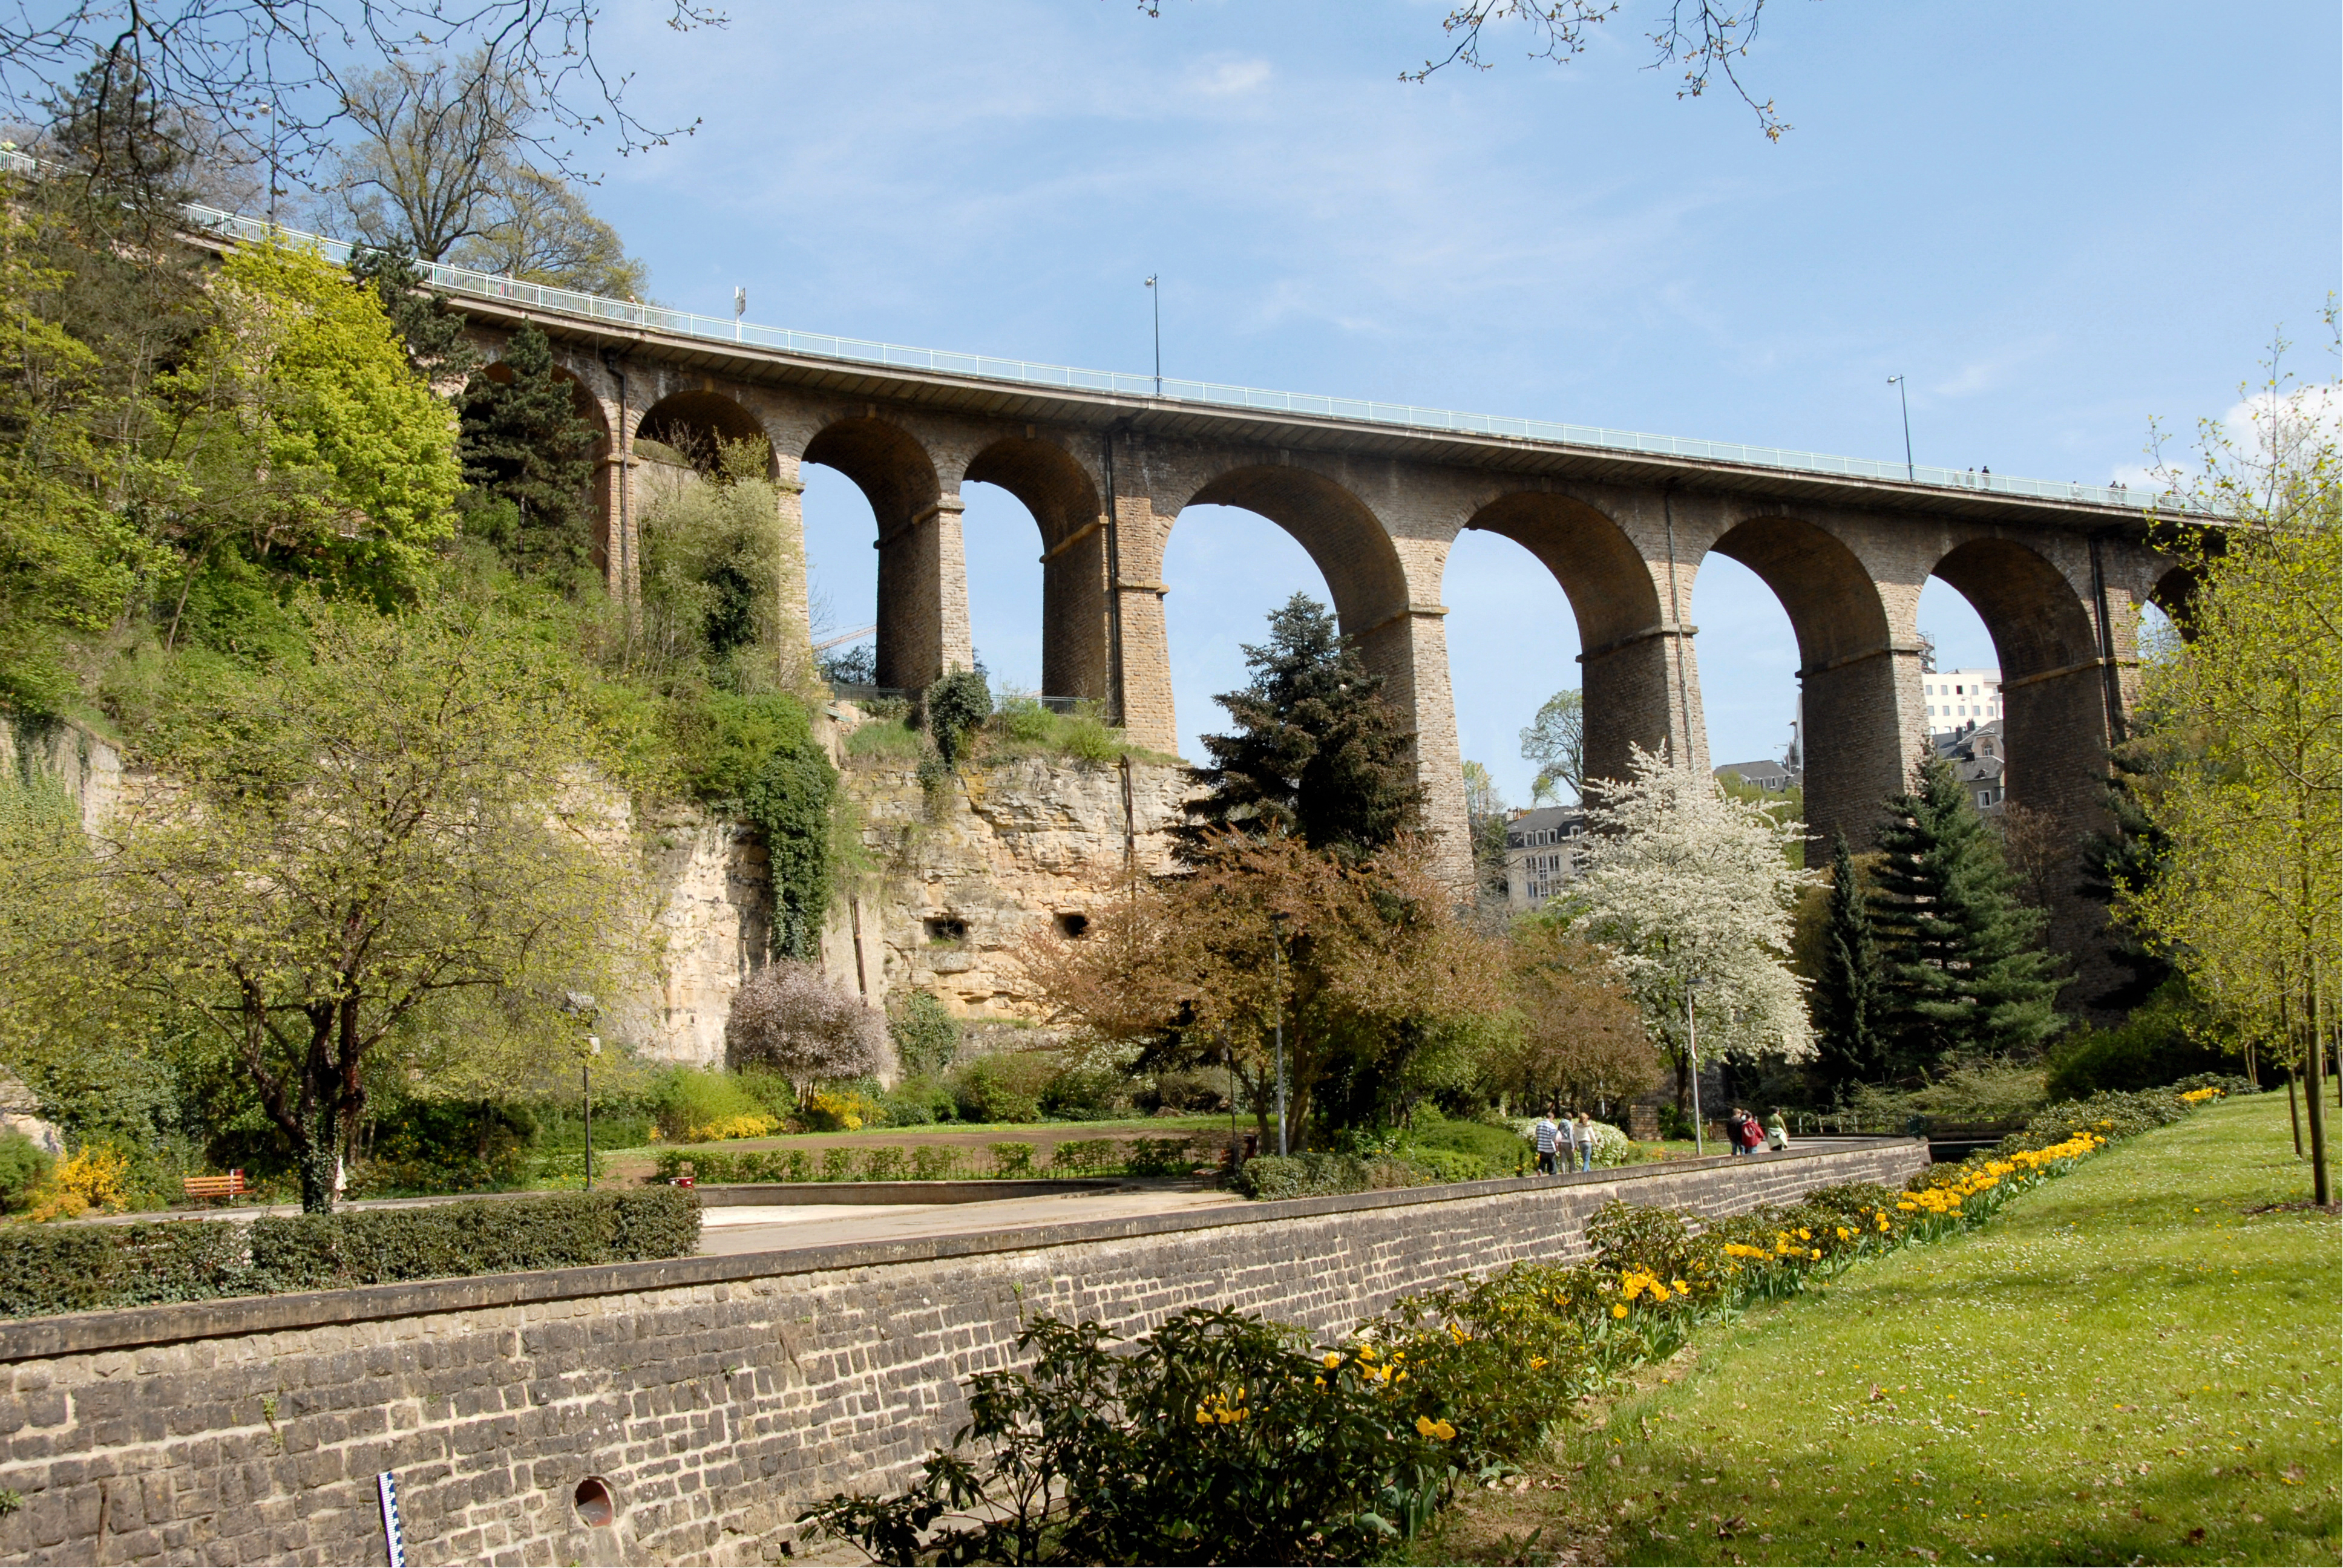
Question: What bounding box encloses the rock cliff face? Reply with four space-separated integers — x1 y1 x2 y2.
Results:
3 714 1191 1071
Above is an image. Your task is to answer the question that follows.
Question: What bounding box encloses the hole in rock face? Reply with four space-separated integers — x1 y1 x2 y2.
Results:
575 1476 615 1529
925 916 968 943
1054 912 1089 939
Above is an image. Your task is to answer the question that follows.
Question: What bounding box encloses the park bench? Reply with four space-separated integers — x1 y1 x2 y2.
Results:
181 1170 246 1201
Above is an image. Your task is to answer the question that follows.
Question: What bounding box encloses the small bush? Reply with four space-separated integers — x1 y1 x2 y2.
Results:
860 1147 906 1181
1040 1064 1132 1122
652 1068 775 1143
726 961 887 1089
1406 1111 1523 1175
27 1143 133 1221
888 990 961 1078
1126 1136 1202 1177
1141 1069 1229 1114
952 1054 1052 1123
820 1147 855 1181
879 1075 956 1127
0 1134 53 1214
987 1142 1036 1177
0 1189 701 1319
802 1088 884 1132
1234 1152 1437 1201
909 1145 964 1180
1049 1139 1116 1177
924 668 991 766
2048 1002 2233 1099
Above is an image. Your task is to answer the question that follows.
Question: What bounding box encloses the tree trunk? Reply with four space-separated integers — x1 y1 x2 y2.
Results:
2288 1068 2304 1158
2305 1026 2332 1209
297 1097 341 1214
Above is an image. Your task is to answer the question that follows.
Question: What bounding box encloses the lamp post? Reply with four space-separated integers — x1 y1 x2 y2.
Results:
1270 911 1288 1156
1144 275 1161 396
1888 375 1915 482
1685 975 1706 1157
562 991 600 1189
734 287 746 341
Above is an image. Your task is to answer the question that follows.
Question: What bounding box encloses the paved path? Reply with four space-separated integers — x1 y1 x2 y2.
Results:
696 1186 1248 1255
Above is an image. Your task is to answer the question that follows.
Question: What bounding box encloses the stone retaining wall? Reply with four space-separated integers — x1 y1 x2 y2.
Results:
0 1140 1925 1567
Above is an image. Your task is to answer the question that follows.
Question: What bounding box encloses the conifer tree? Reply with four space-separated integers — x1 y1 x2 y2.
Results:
1870 756 2066 1071
456 324 597 576
1810 832 1890 1096
1178 593 1420 860
350 243 475 381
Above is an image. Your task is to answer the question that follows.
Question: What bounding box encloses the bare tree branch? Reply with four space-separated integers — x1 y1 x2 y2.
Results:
0 0 725 195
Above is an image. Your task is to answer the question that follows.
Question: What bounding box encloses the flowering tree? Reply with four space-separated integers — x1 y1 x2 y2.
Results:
724 961 887 1098
1561 745 1819 1110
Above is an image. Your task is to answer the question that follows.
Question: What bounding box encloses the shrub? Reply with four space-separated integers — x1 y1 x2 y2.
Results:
879 1075 956 1127
820 1147 855 1181
802 1088 883 1132
1141 1069 1229 1114
1404 1147 1494 1185
952 1054 1052 1124
923 668 991 767
1406 1111 1523 1177
1040 1064 1131 1122
0 1134 53 1214
353 1099 539 1196
799 1309 1452 1567
888 990 961 1078
0 1189 701 1319
724 961 886 1090
2047 1008 2233 1100
909 1145 964 1181
27 1143 133 1221
860 1147 907 1182
1126 1136 1203 1177
1049 1139 1116 1177
652 1068 776 1143
1234 1152 1438 1201
987 1142 1036 1177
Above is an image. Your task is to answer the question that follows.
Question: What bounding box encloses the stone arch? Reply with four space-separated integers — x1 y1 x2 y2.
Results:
1927 536 2106 823
1706 514 1901 854
2148 562 2201 638
1178 465 1411 631
801 416 958 690
963 437 1109 704
635 388 768 468
1458 492 1673 791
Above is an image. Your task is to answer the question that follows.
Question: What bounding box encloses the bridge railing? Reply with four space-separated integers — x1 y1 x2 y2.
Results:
17 159 2184 516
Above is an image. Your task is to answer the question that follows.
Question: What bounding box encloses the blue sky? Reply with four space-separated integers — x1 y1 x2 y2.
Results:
577 1 2338 801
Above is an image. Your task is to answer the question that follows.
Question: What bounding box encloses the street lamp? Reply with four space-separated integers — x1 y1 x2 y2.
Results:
1144 275 1161 396
561 991 600 1190
1270 910 1289 1156
1888 375 1915 482
1685 975 1706 1157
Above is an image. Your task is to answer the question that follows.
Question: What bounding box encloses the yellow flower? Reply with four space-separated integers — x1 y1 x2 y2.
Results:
1529 1356 1548 1370
1323 1352 1342 1368
1810 1248 1823 1260
1672 1279 1689 1293
1797 1229 1811 1241
1612 1303 1629 1319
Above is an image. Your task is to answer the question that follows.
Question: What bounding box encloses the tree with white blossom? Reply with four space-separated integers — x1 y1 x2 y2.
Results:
1558 745 1821 1112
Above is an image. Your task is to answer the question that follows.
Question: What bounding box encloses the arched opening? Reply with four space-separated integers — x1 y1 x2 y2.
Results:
1459 494 1670 797
800 417 949 690
2148 563 2200 641
1161 503 1340 768
635 389 767 468
1703 515 1899 857
964 437 1106 705
1165 466 1414 768
1927 537 2105 831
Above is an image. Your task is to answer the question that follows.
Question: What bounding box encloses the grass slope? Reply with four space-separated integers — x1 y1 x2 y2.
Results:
1418 1093 2341 1567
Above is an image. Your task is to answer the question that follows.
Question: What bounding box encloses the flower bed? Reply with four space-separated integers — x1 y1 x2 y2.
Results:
800 1084 2234 1563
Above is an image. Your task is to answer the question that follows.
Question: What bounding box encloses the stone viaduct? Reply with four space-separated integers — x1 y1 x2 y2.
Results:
451 287 2190 984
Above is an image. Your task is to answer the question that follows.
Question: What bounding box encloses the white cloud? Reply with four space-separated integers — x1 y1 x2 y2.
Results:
1191 56 1273 96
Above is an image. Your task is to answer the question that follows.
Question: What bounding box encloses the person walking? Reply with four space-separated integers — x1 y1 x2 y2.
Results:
1766 1109 1791 1152
1726 1107 1754 1156
1573 1109 1598 1171
1533 1108 1560 1175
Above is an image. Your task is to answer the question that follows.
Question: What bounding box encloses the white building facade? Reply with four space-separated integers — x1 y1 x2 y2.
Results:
1924 667 2003 737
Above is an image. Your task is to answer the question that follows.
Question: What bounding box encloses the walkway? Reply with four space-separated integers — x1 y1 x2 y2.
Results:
695 1185 1247 1256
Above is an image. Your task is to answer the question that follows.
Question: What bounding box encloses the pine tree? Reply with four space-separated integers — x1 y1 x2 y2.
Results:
1178 593 1420 860
1870 756 2066 1071
456 324 597 577
1811 832 1890 1096
350 243 475 381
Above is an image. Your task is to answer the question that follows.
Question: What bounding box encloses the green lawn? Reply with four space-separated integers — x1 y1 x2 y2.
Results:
1416 1093 2342 1567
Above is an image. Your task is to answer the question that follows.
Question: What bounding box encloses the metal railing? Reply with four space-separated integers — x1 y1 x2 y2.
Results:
0 147 2192 517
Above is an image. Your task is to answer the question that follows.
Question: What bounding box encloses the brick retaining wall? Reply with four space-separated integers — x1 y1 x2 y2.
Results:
0 1140 1924 1566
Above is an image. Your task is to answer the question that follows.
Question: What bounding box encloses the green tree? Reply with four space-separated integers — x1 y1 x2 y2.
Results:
457 324 599 577
1179 593 1420 860
1810 832 1890 1098
2116 341 2339 1200
159 238 461 607
0 597 630 1212
1870 756 2066 1073
1519 687 1585 805
1461 759 1509 897
349 242 476 380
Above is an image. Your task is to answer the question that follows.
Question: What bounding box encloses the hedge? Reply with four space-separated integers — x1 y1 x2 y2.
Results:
654 1134 1215 1185
1234 1152 1450 1201
0 1188 703 1321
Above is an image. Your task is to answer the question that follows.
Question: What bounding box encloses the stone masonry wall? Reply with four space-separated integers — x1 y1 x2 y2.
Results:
0 1140 1925 1567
